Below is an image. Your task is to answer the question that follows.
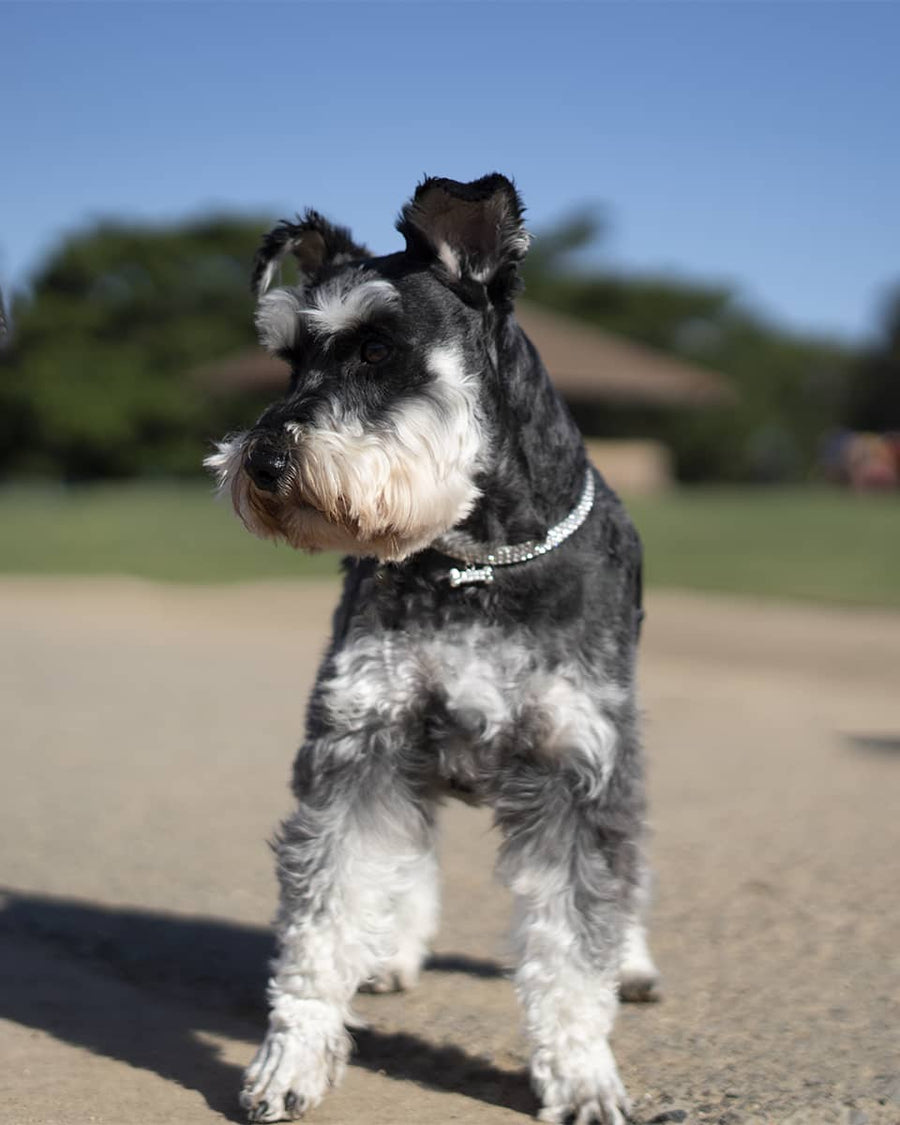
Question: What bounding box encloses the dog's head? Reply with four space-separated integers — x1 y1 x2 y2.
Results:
205 174 530 561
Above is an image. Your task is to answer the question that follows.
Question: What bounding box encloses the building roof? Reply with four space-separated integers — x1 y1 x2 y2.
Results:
195 300 734 407
516 301 733 406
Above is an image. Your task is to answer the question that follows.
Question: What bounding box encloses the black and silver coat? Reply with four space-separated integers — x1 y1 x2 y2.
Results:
207 174 659 1125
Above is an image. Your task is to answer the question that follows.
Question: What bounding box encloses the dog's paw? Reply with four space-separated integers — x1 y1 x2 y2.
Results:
359 938 428 994
240 1023 349 1122
534 1041 632 1125
618 923 661 1003
359 957 422 994
359 967 413 993
618 966 661 1003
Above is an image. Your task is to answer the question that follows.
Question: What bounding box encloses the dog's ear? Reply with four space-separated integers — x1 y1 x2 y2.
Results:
252 211 371 297
397 174 530 298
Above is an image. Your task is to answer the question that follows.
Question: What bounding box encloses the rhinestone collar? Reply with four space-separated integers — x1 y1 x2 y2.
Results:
434 469 595 587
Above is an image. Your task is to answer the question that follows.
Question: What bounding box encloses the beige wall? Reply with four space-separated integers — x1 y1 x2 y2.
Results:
585 439 673 495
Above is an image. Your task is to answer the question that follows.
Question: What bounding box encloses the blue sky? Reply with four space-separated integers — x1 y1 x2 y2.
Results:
2 1 898 341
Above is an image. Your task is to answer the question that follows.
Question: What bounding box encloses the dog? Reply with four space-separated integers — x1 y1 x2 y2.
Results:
207 174 659 1125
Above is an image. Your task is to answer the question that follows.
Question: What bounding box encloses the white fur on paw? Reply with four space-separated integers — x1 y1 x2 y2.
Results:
534 1041 632 1125
618 966 661 1003
360 959 422 994
619 923 660 1003
241 1025 348 1122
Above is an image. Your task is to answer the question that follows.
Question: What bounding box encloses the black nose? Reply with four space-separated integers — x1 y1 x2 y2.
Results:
244 439 288 493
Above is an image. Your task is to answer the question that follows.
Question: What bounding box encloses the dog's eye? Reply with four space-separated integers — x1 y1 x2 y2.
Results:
360 339 392 366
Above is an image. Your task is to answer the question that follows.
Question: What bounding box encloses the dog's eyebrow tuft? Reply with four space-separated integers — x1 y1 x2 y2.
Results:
255 288 304 353
304 279 401 338
255 278 401 354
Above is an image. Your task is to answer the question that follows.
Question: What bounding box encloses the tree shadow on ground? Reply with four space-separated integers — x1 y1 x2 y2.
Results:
0 889 534 1120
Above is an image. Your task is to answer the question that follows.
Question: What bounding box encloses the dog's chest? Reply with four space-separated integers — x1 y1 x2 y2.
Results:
321 623 624 799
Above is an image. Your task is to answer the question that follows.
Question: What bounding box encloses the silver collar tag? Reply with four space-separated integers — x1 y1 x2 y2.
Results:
436 469 595 588
448 565 495 588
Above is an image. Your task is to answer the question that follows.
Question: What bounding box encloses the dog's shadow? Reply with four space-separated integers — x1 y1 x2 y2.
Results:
0 889 536 1121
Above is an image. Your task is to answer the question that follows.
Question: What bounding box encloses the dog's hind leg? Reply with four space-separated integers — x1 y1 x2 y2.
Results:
241 763 433 1123
360 835 439 993
496 764 636 1125
618 861 661 1003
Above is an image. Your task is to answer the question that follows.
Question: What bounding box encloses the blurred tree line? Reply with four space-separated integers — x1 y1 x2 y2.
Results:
0 218 268 479
523 210 896 482
0 211 896 482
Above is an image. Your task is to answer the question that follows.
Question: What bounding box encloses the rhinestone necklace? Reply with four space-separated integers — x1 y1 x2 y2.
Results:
434 469 595 587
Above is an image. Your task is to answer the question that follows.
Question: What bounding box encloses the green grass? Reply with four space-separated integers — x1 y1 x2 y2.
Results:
628 487 898 607
0 483 897 606
0 483 340 583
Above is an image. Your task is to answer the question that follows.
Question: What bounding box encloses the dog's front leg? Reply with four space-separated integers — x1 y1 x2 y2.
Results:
241 761 433 1123
497 767 633 1125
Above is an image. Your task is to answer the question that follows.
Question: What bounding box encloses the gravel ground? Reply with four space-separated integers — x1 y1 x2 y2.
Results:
0 577 897 1125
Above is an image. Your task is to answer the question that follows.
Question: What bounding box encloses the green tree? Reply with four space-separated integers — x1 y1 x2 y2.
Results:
1 216 272 479
846 285 900 431
523 212 855 481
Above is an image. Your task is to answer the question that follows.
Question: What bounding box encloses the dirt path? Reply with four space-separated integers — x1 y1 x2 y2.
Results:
1 578 897 1125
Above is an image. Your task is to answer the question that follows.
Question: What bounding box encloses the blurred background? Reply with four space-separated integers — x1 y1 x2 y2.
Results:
1 0 897 602
1 6 899 1125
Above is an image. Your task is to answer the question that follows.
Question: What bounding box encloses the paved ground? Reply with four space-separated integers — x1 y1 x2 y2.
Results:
0 577 898 1125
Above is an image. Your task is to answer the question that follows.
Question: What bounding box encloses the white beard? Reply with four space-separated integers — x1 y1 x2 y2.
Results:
204 346 485 562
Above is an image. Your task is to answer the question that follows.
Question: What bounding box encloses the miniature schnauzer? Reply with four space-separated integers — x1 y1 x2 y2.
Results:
207 174 659 1125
